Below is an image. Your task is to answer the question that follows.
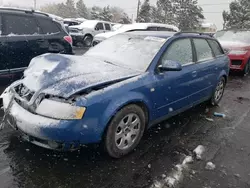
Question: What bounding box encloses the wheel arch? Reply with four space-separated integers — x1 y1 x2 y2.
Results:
101 98 151 142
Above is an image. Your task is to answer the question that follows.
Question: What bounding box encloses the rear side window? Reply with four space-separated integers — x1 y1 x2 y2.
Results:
104 23 111 31
0 15 2 35
162 38 193 65
37 18 60 34
208 40 224 57
4 14 38 35
96 23 104 30
193 38 213 62
158 27 175 31
147 27 158 31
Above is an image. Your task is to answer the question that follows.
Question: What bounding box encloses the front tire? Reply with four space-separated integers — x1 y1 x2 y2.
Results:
243 60 250 75
210 77 226 106
104 105 146 158
83 35 93 47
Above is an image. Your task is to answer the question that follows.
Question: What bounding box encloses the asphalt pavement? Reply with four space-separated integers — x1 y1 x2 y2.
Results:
0 49 250 188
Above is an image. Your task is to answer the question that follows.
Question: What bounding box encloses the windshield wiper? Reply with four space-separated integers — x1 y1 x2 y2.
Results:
103 60 118 66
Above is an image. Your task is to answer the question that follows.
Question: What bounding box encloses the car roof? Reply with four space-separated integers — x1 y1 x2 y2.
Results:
126 31 215 40
125 31 176 39
119 23 179 32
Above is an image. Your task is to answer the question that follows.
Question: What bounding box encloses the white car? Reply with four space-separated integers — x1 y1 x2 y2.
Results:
92 23 179 46
69 20 113 46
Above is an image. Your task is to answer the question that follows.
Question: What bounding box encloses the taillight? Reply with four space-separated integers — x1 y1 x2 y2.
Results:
64 36 72 46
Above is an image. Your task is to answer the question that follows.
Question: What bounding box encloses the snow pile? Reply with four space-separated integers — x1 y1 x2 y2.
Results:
150 155 193 188
193 145 205 160
205 162 216 170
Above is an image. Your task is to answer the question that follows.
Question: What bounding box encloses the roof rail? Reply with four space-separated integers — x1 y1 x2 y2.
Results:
0 7 49 17
174 31 213 37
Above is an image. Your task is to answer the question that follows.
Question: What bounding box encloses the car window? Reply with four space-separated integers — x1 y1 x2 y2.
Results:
161 38 193 65
37 18 60 34
0 15 2 35
96 23 104 30
3 14 38 35
193 38 214 61
207 39 224 57
104 23 111 31
147 27 158 31
158 27 175 31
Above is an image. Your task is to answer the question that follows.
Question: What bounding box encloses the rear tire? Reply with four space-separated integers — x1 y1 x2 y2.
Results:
210 77 226 106
104 105 146 158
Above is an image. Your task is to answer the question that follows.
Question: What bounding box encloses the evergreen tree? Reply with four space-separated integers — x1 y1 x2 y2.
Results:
76 0 89 19
90 6 103 20
109 7 132 24
155 0 175 24
137 0 151 23
223 0 250 29
64 0 77 18
100 6 113 22
173 0 204 30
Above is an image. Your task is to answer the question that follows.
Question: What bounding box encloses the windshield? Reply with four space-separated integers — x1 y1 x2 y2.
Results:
85 34 167 71
78 20 97 28
215 30 250 43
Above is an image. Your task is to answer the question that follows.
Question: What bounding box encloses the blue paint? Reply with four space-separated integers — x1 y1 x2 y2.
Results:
12 32 230 149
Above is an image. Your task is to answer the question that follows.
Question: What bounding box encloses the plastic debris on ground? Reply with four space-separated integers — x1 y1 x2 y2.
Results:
214 112 226 118
193 145 205 160
205 162 216 170
205 118 214 122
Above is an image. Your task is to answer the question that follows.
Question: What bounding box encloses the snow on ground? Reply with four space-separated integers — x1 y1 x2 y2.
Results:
193 145 205 160
205 162 216 170
150 155 193 188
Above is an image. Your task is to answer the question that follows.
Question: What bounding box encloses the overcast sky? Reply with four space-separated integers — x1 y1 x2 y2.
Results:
0 0 233 29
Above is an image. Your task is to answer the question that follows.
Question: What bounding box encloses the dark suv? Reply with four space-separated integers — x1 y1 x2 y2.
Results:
0 8 73 86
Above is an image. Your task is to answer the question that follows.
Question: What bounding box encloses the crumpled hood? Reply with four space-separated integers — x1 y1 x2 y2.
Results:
22 54 140 98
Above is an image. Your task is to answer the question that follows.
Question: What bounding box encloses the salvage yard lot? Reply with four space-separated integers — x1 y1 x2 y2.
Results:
0 73 249 188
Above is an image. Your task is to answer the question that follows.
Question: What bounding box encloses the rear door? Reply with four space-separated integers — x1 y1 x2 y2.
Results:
192 38 218 100
2 12 36 82
0 14 11 86
37 17 65 54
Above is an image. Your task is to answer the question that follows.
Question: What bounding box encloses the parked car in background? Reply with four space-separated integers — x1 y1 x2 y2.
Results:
0 8 73 86
1 31 229 158
112 23 123 31
69 20 113 46
63 18 82 26
92 23 179 46
215 30 250 74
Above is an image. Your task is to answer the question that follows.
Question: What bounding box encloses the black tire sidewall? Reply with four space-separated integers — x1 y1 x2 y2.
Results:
84 35 93 47
104 104 146 158
211 77 226 106
244 60 250 75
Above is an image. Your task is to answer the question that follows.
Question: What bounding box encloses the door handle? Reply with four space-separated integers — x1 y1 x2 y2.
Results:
192 71 197 77
37 39 45 43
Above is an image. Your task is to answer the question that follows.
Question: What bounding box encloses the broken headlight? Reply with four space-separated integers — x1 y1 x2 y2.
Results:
35 99 86 120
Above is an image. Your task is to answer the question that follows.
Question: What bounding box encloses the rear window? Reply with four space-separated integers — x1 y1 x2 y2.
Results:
208 40 224 57
147 27 158 31
158 27 175 31
193 38 213 62
37 18 60 34
105 23 111 31
4 14 38 35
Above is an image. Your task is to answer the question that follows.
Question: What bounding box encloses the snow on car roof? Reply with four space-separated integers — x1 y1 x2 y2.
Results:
74 20 110 29
118 23 179 32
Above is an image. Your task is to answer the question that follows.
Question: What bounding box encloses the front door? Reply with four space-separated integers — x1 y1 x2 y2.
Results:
152 38 200 120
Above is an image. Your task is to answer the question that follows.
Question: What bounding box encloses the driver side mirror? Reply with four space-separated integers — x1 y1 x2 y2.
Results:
158 60 182 72
95 27 99 31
